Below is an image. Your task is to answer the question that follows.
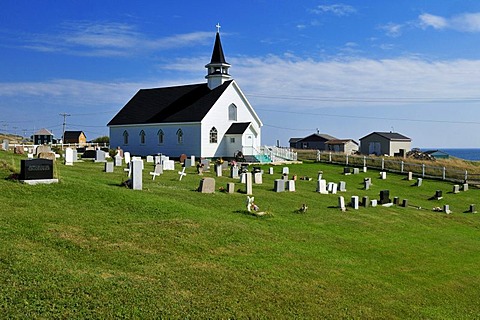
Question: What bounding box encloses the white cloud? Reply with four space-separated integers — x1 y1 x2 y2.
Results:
379 23 404 37
311 4 356 16
419 13 447 30
419 12 480 32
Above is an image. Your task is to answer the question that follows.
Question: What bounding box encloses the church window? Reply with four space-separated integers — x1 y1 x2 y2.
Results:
123 130 129 145
176 129 183 144
230 137 235 143
157 129 164 144
229 104 237 121
209 127 218 143
139 130 146 144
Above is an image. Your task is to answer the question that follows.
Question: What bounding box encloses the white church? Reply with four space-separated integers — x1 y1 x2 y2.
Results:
108 28 263 159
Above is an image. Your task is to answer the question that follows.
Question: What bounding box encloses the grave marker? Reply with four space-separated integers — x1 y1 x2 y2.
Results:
379 172 387 179
94 149 106 163
338 196 346 212
338 181 346 192
105 162 114 173
379 190 391 205
274 179 285 192
453 185 460 194
286 180 295 192
402 199 409 207
199 177 216 193
416 178 423 187
245 173 253 195
149 164 163 180
317 180 328 194
282 167 289 175
227 182 235 194
178 167 187 180
230 165 239 178
64 148 74 166
131 159 143 190
351 196 359 210
407 171 413 181
19 158 57 184
254 172 263 184
268 167 274 175
362 196 369 208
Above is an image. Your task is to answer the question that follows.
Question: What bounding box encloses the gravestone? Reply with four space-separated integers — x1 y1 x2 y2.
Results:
462 183 469 192
179 154 187 164
443 204 452 214
434 190 443 200
131 159 143 190
20 159 54 181
317 179 328 194
362 196 369 208
379 172 387 179
351 196 359 210
38 152 56 161
274 179 285 192
282 167 289 175
199 177 216 193
352 168 360 175
230 165 239 178
379 190 391 205
201 159 210 171
286 180 295 192
245 173 253 195
163 160 175 170
72 149 79 162
105 162 114 173
331 183 338 194
363 167 367 173
338 196 346 212
154 155 161 164
149 164 163 180
239 172 247 183
402 199 409 207
338 181 346 192
370 199 378 207
146 155 154 163
82 150 97 159
178 167 187 180
407 172 413 181
343 167 350 175
327 182 335 193
317 171 323 181
269 167 274 175
282 174 289 181
2 139 9 151
254 172 263 184
364 179 371 190
14 146 24 154
216 164 222 177
114 155 123 166
227 182 235 194
64 148 74 166
124 152 131 165
393 197 399 205
36 145 51 155
453 185 460 194
94 149 106 162
416 178 423 187
469 204 476 213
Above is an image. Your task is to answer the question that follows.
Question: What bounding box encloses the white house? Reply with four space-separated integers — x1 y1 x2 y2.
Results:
359 132 411 156
108 30 263 158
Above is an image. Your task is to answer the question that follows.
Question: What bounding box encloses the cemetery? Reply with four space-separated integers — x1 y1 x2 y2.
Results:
1 148 480 318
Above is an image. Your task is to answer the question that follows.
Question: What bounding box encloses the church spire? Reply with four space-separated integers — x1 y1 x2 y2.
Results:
205 24 231 90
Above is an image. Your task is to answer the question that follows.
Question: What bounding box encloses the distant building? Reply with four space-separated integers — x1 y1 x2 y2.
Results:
63 131 87 145
289 133 337 150
325 139 359 154
359 132 411 156
33 128 54 145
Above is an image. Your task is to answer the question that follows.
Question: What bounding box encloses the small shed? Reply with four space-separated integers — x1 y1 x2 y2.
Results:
64 131 87 145
33 128 54 145
424 150 449 159
325 139 359 154
360 132 411 157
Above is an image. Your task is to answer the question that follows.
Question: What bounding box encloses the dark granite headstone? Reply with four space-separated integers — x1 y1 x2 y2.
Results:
379 190 391 205
20 159 53 180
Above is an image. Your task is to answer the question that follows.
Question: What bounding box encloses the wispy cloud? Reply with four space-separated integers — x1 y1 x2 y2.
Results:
13 21 213 57
379 23 404 37
310 3 357 16
419 12 480 32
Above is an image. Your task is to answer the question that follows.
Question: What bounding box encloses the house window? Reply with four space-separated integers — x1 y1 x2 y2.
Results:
230 137 235 143
123 130 129 145
157 129 164 144
228 104 237 121
176 129 183 144
209 127 218 143
139 130 146 144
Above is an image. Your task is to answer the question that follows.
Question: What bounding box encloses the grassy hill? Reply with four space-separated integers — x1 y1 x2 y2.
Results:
1 151 479 318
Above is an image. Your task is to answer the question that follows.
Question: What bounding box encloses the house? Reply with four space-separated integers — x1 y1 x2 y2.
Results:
33 128 54 145
289 133 337 150
359 132 411 156
325 139 359 154
63 131 87 145
108 29 262 158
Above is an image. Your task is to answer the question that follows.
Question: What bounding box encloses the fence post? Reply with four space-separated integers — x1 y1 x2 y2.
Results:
329 152 332 163
442 167 446 180
381 158 384 170
316 150 320 162
346 154 349 166
422 164 425 177
363 156 366 168
401 161 404 173
465 170 468 182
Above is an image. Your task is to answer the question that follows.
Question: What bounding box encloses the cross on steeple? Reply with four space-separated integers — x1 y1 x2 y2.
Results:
216 23 221 33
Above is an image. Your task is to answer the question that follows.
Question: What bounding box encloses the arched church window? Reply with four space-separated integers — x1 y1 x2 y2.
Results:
157 129 164 144
229 104 237 121
123 130 129 145
139 130 146 144
210 127 218 143
176 129 183 144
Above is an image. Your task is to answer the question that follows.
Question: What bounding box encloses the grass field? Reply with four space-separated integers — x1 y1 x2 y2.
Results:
1 151 480 318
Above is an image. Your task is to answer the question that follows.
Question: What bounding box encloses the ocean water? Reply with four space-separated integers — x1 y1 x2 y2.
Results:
422 148 480 161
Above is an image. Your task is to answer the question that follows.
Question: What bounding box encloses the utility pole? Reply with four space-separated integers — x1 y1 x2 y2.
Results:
59 113 71 145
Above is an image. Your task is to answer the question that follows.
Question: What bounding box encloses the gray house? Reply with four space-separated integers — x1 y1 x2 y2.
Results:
325 139 359 154
289 133 337 150
359 132 411 156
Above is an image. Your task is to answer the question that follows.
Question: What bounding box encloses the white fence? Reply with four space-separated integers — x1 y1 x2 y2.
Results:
316 151 478 184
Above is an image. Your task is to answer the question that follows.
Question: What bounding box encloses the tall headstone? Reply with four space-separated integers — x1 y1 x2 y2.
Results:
2 139 9 151
286 180 295 192
338 181 346 192
72 149 78 162
379 190 390 205
317 179 328 194
331 183 338 194
416 178 423 187
114 155 123 166
95 149 106 163
239 172 247 183
131 159 143 190
402 199 409 207
227 182 235 194
380 172 387 180
124 152 131 165
216 164 222 177
393 197 400 205
274 179 285 192
407 172 413 181
351 196 359 210
362 196 369 208
364 179 371 190
338 196 346 212
268 167 274 175
462 183 469 192
245 172 253 195
64 148 74 166
230 165 239 178
317 171 323 181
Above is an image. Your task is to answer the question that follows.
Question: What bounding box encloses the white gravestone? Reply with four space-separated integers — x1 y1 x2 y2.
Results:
163 160 175 170
64 148 74 166
254 172 263 184
105 162 114 173
178 167 187 180
380 172 387 179
338 196 346 212
274 179 285 192
149 164 163 180
331 183 338 194
351 196 359 210
131 159 143 190
282 167 289 175
338 181 346 192
286 180 295 192
115 155 123 166
268 167 274 175
245 172 253 195
146 155 154 163
317 180 328 194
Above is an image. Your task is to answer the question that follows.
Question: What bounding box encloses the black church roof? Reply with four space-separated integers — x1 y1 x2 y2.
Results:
225 122 251 134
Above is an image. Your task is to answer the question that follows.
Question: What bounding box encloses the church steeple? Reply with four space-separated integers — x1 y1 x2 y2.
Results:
205 24 231 90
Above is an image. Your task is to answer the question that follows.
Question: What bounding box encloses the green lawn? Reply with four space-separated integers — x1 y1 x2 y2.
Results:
1 151 480 319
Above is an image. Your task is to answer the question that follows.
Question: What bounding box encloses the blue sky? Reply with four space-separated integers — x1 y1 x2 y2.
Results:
2 0 480 148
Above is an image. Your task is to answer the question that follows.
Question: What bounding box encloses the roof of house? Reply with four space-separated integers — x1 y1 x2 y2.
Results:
108 80 233 126
297 133 337 142
225 122 251 134
63 131 85 140
289 138 302 143
325 139 359 145
360 132 411 141
34 128 53 136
